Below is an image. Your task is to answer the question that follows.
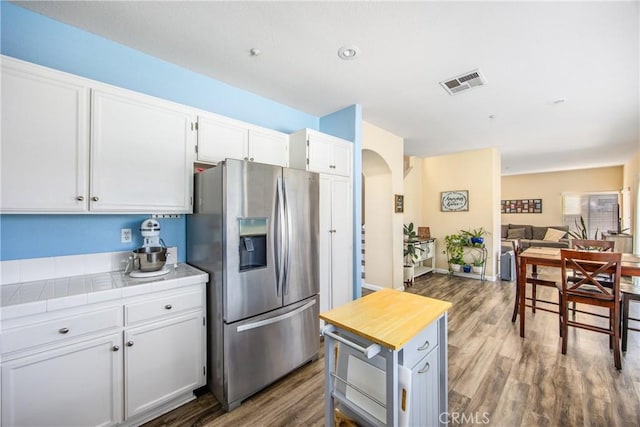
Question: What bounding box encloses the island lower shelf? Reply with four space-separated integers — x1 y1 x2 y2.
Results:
320 289 451 427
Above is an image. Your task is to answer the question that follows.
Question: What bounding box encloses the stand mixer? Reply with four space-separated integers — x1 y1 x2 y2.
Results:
127 219 170 278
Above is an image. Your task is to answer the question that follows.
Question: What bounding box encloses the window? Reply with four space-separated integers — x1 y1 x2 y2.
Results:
562 192 620 239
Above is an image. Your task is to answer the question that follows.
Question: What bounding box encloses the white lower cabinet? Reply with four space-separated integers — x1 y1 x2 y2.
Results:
1 333 123 427
0 283 206 427
408 347 440 427
124 313 204 418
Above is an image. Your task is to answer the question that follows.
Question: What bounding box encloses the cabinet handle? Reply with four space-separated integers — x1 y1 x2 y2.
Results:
126 341 134 347
417 340 430 351
76 196 84 201
329 229 336 233
164 304 173 310
244 157 249 161
112 345 120 352
58 327 69 334
250 157 254 161
418 361 430 374
330 165 336 169
91 196 99 202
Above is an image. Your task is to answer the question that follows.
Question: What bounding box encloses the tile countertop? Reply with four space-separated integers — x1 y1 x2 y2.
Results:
0 264 208 321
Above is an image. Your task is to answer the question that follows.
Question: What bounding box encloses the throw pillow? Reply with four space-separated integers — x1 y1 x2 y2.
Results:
507 228 526 239
543 228 566 242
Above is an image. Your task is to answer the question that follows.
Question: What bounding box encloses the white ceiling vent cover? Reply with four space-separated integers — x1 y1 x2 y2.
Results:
440 69 487 95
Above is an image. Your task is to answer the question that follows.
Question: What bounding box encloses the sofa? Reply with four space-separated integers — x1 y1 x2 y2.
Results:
501 223 570 250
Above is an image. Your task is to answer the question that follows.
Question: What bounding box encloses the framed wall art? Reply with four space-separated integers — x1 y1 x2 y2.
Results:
501 198 542 214
394 194 404 213
441 190 469 212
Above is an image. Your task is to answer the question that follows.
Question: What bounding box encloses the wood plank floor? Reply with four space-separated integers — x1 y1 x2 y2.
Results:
143 272 640 426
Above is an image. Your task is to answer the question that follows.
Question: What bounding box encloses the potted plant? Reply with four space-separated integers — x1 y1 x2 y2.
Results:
462 264 472 273
568 216 599 240
461 227 490 246
403 223 423 282
443 233 465 272
471 253 484 274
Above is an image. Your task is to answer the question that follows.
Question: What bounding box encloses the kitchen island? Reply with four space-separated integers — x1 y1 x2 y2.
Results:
320 289 451 427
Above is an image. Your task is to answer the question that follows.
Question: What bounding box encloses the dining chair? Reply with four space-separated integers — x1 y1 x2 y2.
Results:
558 249 622 369
620 281 640 352
567 239 616 315
510 239 559 323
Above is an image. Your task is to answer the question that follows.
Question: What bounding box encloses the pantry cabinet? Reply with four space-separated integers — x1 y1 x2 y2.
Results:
197 113 289 167
1 55 195 214
1 56 90 213
319 174 353 314
289 128 352 176
1 333 123 427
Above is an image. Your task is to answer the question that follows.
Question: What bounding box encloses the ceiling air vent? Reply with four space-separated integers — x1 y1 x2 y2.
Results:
439 69 487 95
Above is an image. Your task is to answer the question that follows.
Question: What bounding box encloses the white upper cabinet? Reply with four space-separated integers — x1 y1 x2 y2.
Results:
289 128 352 177
1 56 90 212
91 88 195 213
1 56 195 214
197 114 248 164
197 113 289 167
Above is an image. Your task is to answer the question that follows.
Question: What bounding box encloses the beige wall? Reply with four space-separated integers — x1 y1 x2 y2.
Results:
501 166 623 226
421 148 501 277
362 121 404 289
623 151 640 253
403 157 423 225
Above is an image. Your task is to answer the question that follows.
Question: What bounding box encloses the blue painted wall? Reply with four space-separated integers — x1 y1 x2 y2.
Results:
0 3 361 272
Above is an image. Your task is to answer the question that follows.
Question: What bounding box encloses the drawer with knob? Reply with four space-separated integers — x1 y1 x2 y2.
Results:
401 319 439 369
0 306 122 355
125 287 202 326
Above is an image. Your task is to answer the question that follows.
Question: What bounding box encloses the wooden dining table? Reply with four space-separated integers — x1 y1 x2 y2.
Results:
517 246 640 337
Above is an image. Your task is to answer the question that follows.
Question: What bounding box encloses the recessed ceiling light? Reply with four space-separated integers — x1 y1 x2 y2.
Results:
488 114 496 119
249 48 261 56
553 98 565 104
338 46 359 60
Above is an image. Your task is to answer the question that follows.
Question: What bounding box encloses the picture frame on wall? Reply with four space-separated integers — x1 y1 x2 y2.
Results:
395 194 404 213
441 190 469 212
501 198 542 213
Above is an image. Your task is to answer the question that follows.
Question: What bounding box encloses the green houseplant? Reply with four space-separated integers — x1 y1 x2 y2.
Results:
461 227 490 246
403 223 423 282
443 233 465 272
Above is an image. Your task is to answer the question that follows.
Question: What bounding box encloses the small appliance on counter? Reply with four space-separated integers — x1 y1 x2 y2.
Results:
126 218 170 278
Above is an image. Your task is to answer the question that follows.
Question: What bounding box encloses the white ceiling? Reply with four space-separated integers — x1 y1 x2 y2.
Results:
14 1 640 175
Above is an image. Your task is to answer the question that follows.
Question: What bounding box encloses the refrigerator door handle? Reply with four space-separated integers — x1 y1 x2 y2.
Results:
236 299 317 332
282 178 293 296
275 175 286 297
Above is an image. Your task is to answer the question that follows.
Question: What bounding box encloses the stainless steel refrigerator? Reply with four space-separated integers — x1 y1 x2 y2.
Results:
186 158 320 411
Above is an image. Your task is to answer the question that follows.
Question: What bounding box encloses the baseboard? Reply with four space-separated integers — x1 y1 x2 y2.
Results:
362 282 404 292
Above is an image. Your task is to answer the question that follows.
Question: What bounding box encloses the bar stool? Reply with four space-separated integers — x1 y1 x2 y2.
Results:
621 281 640 352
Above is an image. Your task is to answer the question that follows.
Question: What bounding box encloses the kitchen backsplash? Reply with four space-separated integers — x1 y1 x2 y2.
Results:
0 247 177 285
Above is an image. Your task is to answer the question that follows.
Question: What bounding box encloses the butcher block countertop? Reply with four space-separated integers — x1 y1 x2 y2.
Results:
320 288 452 350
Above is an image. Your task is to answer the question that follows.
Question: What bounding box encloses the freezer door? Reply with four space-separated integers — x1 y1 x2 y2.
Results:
224 159 282 322
282 167 320 306
223 295 319 409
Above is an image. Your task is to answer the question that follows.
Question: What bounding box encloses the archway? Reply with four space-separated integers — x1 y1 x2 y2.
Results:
362 149 394 289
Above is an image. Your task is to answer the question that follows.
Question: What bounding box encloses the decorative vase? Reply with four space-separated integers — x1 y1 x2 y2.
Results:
463 265 472 273
471 237 484 245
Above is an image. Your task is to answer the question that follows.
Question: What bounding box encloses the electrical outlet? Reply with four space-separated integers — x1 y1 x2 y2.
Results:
121 228 132 243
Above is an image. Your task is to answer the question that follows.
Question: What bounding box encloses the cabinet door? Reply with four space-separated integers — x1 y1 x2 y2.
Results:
409 348 440 427
1 334 123 427
307 133 334 174
197 114 248 164
331 138 352 177
248 126 289 167
91 88 195 213
124 312 204 418
320 175 353 309
1 58 90 212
